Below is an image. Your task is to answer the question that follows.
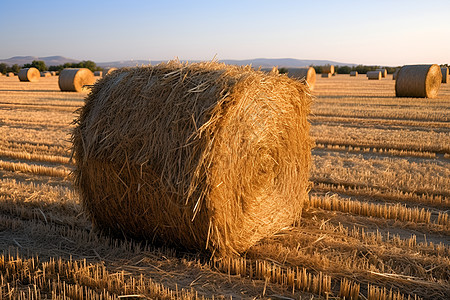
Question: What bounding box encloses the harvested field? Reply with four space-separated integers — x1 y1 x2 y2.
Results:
0 74 449 299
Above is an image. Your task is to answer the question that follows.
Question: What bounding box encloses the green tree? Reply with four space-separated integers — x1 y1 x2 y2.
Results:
23 60 47 71
78 60 98 72
9 64 20 73
336 65 351 74
0 63 7 74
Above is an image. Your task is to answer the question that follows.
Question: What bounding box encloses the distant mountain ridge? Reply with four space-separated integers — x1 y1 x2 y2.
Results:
0 56 358 68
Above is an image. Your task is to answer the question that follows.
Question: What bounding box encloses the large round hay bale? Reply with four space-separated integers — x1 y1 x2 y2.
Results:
102 67 117 77
376 69 387 78
73 61 312 256
58 68 95 92
395 64 442 98
18 67 40 82
322 65 334 74
392 69 399 80
441 67 448 84
287 67 316 89
367 71 382 80
350 71 358 77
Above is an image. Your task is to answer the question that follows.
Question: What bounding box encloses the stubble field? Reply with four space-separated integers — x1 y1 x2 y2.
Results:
0 73 448 299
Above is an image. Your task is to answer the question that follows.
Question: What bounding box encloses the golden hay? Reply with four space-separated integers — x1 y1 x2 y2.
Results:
287 67 316 89
94 71 103 77
321 73 332 78
441 67 448 84
350 71 358 77
322 65 334 74
72 61 312 257
40 71 51 77
58 68 95 92
6 72 15 77
18 67 40 82
395 64 442 98
102 67 117 77
376 69 387 78
50 71 57 76
366 71 381 80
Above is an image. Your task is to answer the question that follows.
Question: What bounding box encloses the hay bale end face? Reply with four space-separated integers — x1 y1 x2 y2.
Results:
287 67 316 89
58 68 95 92
395 64 442 98
6 72 15 77
350 71 358 76
18 67 40 82
367 71 382 80
73 61 312 256
441 67 448 83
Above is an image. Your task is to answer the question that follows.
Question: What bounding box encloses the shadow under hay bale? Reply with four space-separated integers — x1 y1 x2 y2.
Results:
58 68 95 92
18 67 40 82
286 67 316 90
72 61 312 257
367 71 382 80
395 64 442 98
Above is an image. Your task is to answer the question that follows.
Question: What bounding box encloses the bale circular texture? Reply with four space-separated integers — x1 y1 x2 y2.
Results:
350 71 358 77
72 61 312 256
18 67 40 82
287 67 316 90
322 65 334 74
395 64 442 98
376 69 387 78
367 71 382 80
58 68 95 92
441 67 448 84
102 67 117 77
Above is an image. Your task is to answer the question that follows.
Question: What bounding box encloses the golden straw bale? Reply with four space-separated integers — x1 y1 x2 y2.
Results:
94 71 103 77
321 73 331 78
6 72 15 77
395 64 442 98
376 69 387 78
287 67 316 89
41 71 51 77
350 71 358 77
441 67 448 83
102 67 117 77
322 65 334 74
367 71 381 80
18 67 40 82
50 71 57 76
72 61 313 256
58 68 95 92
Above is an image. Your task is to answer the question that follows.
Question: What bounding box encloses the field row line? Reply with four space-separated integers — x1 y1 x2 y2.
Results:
0 149 71 165
0 140 69 157
0 103 78 113
0 160 71 178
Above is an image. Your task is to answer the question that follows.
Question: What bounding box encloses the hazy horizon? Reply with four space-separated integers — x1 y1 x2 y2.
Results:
1 0 449 66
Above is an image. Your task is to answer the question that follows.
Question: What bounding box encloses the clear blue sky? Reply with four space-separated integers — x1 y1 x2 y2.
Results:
1 0 449 66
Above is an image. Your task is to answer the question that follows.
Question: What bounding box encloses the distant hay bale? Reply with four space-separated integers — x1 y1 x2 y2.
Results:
376 69 387 78
321 73 332 78
393 69 399 80
72 61 312 256
102 67 117 77
322 65 334 74
50 71 57 76
441 67 448 83
6 72 15 77
58 68 95 92
18 68 40 82
94 71 103 77
41 71 51 77
287 67 316 89
350 71 358 76
395 64 442 98
367 71 382 80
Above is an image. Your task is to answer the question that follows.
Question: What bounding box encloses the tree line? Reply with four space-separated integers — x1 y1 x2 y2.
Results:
0 60 102 74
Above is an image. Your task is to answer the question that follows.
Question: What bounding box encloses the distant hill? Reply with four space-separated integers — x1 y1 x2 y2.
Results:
97 58 358 68
0 56 79 66
0 56 358 68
